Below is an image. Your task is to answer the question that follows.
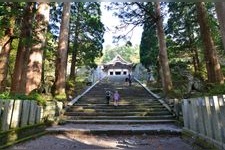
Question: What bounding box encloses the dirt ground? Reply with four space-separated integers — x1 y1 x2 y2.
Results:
8 133 196 150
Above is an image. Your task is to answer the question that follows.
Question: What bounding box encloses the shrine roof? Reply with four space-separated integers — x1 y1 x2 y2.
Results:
104 54 132 66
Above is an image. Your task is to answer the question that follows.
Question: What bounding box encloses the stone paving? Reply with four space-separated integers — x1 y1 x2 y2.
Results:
9 133 195 150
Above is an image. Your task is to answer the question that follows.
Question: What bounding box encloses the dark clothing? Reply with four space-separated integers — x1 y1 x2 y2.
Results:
128 78 132 86
105 91 111 104
128 74 132 86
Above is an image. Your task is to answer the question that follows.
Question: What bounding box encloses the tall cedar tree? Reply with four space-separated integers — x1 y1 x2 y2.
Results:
69 2 81 79
140 22 159 81
215 2 225 52
155 2 173 93
54 2 71 95
69 2 104 80
167 3 200 74
139 3 158 72
196 2 224 84
0 3 16 91
25 2 50 94
11 3 34 94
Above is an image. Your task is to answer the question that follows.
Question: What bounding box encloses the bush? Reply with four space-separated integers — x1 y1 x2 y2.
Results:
0 91 46 106
0 91 10 99
28 93 46 106
206 83 225 96
54 93 67 101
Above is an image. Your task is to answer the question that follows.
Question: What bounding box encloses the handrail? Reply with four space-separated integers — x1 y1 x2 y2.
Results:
134 77 173 114
67 80 100 106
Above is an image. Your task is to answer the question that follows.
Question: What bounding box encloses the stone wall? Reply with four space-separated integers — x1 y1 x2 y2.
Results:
0 100 63 132
182 95 225 149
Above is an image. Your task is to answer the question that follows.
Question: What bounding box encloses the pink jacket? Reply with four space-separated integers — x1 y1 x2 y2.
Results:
113 93 120 101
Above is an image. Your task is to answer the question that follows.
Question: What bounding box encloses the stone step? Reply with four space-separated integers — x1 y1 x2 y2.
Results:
46 123 181 135
73 103 163 106
84 94 153 97
70 104 166 110
80 97 156 100
63 76 176 129
64 119 176 124
85 92 152 95
64 111 171 116
74 99 162 106
75 103 162 107
67 107 168 112
66 115 174 120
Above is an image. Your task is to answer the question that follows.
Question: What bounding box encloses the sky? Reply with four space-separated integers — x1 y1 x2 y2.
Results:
100 2 143 49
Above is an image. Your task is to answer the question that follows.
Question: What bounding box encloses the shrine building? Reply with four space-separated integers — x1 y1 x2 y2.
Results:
103 55 133 76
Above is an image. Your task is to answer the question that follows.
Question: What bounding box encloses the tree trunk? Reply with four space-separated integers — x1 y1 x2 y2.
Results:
215 2 225 52
41 42 46 85
0 38 13 91
25 2 50 94
69 42 78 80
196 2 224 84
0 14 15 91
69 14 80 80
155 2 173 94
11 3 34 94
54 2 71 95
191 46 200 74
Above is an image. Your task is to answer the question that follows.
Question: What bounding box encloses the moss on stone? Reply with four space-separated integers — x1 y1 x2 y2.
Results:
182 130 218 150
0 123 46 148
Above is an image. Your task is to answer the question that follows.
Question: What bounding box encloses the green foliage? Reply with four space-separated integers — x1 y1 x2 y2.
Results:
0 92 46 106
0 2 26 38
140 3 158 70
0 91 10 99
27 93 46 106
69 2 105 69
54 93 67 101
206 83 225 96
66 73 89 98
66 78 75 88
166 2 224 79
166 2 201 66
43 32 57 77
102 44 140 63
205 2 224 53
107 2 159 44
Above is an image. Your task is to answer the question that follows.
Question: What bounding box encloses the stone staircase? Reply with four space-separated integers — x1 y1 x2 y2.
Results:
64 76 176 125
47 76 180 135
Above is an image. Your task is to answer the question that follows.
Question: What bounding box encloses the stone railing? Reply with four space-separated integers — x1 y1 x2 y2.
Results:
0 99 63 132
182 95 225 149
0 99 63 148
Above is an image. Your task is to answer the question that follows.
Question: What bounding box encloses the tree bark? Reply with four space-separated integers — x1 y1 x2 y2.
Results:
11 3 34 94
69 41 78 80
0 38 13 91
191 46 200 74
155 2 173 94
215 2 225 52
69 12 80 80
25 2 50 94
0 13 15 91
196 2 224 84
54 2 71 95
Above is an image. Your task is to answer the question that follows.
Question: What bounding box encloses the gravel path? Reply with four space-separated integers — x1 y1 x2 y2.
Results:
8 133 194 150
